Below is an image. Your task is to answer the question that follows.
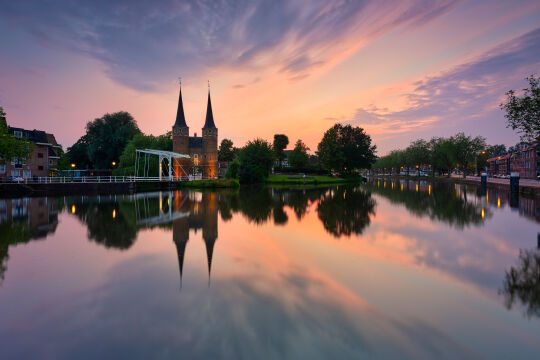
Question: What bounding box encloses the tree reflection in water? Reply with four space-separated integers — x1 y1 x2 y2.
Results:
366 179 488 228
500 249 540 319
317 187 376 237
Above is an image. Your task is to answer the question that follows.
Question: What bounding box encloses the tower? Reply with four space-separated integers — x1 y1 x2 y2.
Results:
202 88 218 178
172 84 190 178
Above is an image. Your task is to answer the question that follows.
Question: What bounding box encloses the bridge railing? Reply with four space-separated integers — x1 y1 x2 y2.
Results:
0 175 207 184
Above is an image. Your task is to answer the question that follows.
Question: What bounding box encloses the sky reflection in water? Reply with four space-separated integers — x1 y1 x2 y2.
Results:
0 180 539 359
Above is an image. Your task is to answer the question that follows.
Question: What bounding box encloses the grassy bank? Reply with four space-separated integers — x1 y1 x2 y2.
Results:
265 174 361 185
176 179 240 189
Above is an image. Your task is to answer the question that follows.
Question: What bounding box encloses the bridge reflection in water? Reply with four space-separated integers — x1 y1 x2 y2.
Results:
135 191 218 288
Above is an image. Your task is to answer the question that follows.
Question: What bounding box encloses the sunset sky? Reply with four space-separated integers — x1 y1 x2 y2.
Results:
1 0 539 154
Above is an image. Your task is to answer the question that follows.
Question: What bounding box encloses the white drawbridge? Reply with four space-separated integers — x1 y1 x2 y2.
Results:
134 149 191 181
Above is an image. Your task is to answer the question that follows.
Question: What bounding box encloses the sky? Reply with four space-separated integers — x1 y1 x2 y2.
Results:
0 0 539 155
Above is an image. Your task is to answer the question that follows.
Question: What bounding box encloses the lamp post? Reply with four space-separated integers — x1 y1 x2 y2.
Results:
476 150 486 176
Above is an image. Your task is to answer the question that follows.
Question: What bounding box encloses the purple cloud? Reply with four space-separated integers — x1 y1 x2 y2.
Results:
0 0 460 91
350 27 540 150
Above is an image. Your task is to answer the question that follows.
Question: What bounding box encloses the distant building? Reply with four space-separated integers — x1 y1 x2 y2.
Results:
172 84 218 179
1 127 61 179
487 154 511 177
510 142 539 179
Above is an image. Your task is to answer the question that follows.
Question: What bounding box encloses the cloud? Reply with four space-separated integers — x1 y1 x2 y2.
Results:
347 27 540 146
0 0 461 91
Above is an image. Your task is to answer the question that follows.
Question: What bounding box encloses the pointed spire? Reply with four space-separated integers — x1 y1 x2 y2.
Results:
174 79 188 128
204 236 216 286
203 82 216 129
173 238 188 290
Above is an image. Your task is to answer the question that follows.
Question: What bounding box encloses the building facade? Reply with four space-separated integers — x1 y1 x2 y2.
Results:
510 142 539 179
1 127 61 180
487 154 511 177
172 85 218 179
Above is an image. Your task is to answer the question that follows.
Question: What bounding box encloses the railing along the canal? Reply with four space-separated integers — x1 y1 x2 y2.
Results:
1 175 206 184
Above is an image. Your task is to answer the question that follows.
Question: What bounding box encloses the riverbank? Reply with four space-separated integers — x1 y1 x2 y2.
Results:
368 174 540 196
0 178 240 197
265 174 362 185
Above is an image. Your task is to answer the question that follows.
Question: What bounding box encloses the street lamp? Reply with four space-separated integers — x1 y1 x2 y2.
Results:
71 163 76 168
112 161 116 167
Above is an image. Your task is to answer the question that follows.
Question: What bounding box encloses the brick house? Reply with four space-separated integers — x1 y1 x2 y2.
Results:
1 127 62 179
487 154 511 176
510 142 539 179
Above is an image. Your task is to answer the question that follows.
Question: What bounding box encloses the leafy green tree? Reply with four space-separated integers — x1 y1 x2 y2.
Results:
72 111 141 169
67 135 92 169
317 124 376 175
405 139 431 172
288 139 310 170
429 137 456 177
218 138 235 162
0 106 33 163
238 138 274 184
114 133 172 176
273 134 289 166
225 158 240 179
451 133 486 177
489 144 507 157
500 75 540 142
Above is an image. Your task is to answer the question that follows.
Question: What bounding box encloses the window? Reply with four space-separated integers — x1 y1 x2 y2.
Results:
0 164 5 174
48 160 53 165
38 165 44 171
23 170 31 178
38 153 44 158
11 170 20 177
194 154 198 159
14 130 22 138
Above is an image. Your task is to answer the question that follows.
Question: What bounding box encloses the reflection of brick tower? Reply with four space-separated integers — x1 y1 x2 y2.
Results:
202 90 218 179
202 192 218 283
173 217 189 288
172 84 190 178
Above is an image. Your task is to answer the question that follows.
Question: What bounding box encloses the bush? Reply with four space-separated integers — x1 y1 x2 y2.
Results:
225 159 240 179
238 138 274 184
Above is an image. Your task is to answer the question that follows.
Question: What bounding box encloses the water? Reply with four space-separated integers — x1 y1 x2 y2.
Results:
0 180 538 359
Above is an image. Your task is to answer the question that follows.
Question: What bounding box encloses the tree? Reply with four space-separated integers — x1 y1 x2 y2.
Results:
218 138 235 162
317 124 376 175
225 158 240 179
429 137 456 177
67 135 92 169
0 106 33 163
288 139 310 170
405 139 431 173
72 111 141 169
500 75 540 143
489 144 507 157
273 134 289 166
451 133 486 177
238 138 274 184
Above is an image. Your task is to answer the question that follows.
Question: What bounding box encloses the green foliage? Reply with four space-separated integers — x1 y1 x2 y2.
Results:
374 133 487 177
0 106 34 163
273 134 289 166
114 133 172 176
225 158 240 179
317 124 376 174
218 138 235 162
68 111 141 169
238 138 274 184
500 75 540 142
288 139 310 170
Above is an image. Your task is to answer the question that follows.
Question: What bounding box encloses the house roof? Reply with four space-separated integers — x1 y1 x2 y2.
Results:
8 127 49 143
487 154 510 162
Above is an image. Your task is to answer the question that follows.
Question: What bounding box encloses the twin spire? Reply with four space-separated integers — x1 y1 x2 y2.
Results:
173 82 216 129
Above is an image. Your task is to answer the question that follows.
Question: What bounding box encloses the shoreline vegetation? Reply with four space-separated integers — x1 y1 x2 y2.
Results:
265 174 362 185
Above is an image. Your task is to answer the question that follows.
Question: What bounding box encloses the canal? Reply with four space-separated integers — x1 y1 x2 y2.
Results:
0 180 539 359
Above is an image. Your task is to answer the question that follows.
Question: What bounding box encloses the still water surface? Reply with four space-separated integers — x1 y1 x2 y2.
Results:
0 180 539 359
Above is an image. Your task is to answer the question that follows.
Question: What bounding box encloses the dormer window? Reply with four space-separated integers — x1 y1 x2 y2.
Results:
14 130 22 138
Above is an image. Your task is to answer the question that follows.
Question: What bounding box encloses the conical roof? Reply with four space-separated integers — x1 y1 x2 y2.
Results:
174 85 188 128
203 91 216 129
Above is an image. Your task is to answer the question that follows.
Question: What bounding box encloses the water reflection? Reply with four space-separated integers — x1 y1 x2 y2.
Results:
501 248 540 318
366 178 489 228
0 198 58 282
